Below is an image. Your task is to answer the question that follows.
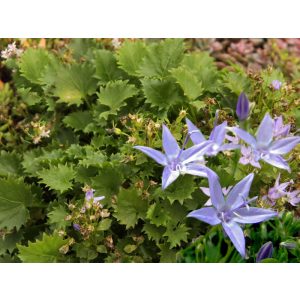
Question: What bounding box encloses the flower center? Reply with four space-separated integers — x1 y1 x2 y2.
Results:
217 211 231 223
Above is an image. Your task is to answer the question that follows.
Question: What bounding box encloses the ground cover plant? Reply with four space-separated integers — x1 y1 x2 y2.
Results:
0 38 299 263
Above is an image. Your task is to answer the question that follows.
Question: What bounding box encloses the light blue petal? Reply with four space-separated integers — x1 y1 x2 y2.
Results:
180 141 213 163
186 118 206 144
134 146 167 166
187 207 221 225
184 163 209 177
262 153 291 172
269 136 300 155
230 127 257 146
162 125 180 158
206 169 225 211
222 221 245 257
219 143 241 151
256 113 274 147
162 166 180 190
210 121 227 146
226 173 254 210
232 207 278 224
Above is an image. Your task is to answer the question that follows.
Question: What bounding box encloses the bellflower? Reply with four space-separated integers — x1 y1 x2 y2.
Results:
84 188 105 204
236 92 250 121
187 170 277 257
262 174 292 206
286 190 300 206
271 80 282 90
200 185 232 206
256 241 273 262
186 118 240 156
230 113 300 172
134 124 213 190
273 116 290 139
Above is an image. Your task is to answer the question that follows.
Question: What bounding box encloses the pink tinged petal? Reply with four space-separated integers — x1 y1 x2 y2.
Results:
226 173 254 210
222 221 246 257
249 159 261 169
162 167 180 190
239 157 249 165
183 163 209 177
134 146 167 166
232 207 278 224
210 121 227 146
287 191 300 206
206 169 225 211
180 141 213 164
162 125 180 158
200 187 210 197
230 127 257 146
187 207 221 225
219 143 240 152
185 118 206 144
241 145 251 156
256 113 274 147
261 154 290 172
269 136 300 155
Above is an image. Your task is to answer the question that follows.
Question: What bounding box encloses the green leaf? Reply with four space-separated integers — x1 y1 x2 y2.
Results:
158 175 196 205
53 63 97 106
114 188 147 229
180 52 219 92
63 111 93 132
146 202 168 226
19 48 52 84
97 219 112 231
0 178 34 230
143 223 164 243
97 80 138 119
0 151 23 177
222 70 251 96
139 39 184 78
158 244 177 262
37 164 76 193
17 233 67 262
91 165 123 198
17 87 41 106
117 40 147 76
94 49 124 82
163 223 189 248
47 205 70 230
74 244 98 260
171 66 204 100
124 244 137 254
142 78 183 109
0 231 23 255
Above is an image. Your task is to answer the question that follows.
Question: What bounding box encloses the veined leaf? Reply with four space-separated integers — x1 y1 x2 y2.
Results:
171 66 204 100
37 165 76 193
0 151 23 177
163 223 189 248
139 39 184 78
54 63 97 106
0 178 34 230
117 40 147 76
17 233 67 263
63 111 93 132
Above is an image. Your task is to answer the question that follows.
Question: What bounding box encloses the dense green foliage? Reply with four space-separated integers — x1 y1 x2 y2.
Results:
0 38 299 262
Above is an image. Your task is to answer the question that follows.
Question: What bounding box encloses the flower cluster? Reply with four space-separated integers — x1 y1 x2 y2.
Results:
134 93 299 257
1 42 23 59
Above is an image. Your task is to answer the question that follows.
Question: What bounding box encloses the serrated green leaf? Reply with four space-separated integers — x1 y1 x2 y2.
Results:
54 64 97 106
0 178 34 230
163 223 189 248
97 218 112 231
94 49 124 82
17 233 67 262
142 78 183 109
0 151 23 177
143 223 164 243
139 39 184 78
171 66 204 100
63 111 93 132
47 205 70 229
181 52 219 92
97 80 138 118
146 202 168 226
0 231 23 255
74 244 98 260
19 48 52 84
37 165 76 193
117 40 147 76
114 188 147 229
91 165 123 198
17 87 41 106
158 244 177 262
159 175 196 204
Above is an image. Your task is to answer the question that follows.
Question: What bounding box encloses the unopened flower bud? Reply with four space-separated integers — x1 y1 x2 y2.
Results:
256 241 273 262
271 80 282 90
236 92 250 121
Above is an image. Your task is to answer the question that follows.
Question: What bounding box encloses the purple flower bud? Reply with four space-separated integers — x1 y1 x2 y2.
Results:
236 92 250 121
271 80 282 90
73 223 81 231
256 241 273 262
